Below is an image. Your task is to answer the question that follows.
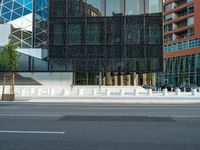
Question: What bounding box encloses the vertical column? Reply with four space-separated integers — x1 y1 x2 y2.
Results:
114 73 118 86
152 73 156 86
127 74 131 86
134 72 138 86
130 72 134 85
120 74 124 86
86 73 89 85
143 74 147 85
105 72 112 85
102 76 106 85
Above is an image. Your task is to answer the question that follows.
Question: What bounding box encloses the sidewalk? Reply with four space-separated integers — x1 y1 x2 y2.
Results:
1 95 200 104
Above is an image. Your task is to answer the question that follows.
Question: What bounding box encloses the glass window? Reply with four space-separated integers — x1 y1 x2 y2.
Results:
86 0 105 16
164 24 173 32
165 13 173 21
86 19 104 44
125 0 144 15
66 19 83 45
53 24 65 45
164 34 173 42
187 16 194 25
187 5 194 14
145 0 162 15
197 54 200 68
66 0 88 17
106 18 124 44
187 28 194 37
106 0 124 16
198 38 200 46
145 18 162 44
164 3 172 12
50 0 66 17
126 17 144 44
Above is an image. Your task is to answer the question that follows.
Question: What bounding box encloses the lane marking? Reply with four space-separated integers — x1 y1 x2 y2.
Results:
78 108 140 110
171 116 200 118
0 107 20 110
0 114 62 117
0 130 65 134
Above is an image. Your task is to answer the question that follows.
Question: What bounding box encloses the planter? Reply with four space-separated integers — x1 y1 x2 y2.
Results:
2 94 15 101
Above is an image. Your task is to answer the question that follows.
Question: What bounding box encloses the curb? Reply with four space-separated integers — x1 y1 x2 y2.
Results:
1 96 200 105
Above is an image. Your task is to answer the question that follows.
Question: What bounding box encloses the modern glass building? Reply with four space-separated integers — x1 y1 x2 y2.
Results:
0 0 48 48
1 0 163 86
49 0 163 85
161 0 200 87
0 0 49 72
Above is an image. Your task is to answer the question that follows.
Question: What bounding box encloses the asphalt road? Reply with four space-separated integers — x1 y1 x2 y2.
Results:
0 103 200 150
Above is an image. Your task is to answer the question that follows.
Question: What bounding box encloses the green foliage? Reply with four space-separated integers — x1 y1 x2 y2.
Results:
0 40 19 72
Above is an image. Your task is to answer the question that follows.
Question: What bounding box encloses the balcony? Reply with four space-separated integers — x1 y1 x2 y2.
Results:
164 13 194 26
164 24 194 36
174 0 188 7
164 1 193 15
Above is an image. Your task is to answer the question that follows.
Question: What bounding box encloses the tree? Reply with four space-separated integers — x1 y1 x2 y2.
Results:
0 39 19 100
0 40 19 71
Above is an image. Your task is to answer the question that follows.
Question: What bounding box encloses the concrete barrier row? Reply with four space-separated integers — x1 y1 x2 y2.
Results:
0 87 199 97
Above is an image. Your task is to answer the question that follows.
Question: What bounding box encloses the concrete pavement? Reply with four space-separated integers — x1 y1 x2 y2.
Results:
1 95 200 104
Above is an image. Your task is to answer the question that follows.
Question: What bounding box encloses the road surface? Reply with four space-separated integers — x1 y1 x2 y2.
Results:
0 103 200 150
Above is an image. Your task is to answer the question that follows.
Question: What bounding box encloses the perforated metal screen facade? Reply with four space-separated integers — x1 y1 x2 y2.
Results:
49 0 163 73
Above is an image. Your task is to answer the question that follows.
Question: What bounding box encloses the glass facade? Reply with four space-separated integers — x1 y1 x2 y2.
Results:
49 0 163 73
161 53 200 87
0 0 48 72
0 0 48 49
34 0 48 48
0 0 33 48
164 38 200 53
1 0 163 77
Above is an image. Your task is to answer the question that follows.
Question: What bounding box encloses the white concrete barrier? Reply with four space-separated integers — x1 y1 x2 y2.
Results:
21 88 26 96
50 88 55 96
105 89 110 96
147 89 152 96
1 85 200 98
134 89 138 96
120 89 125 96
192 89 197 96
63 89 70 96
163 89 168 96
78 89 84 96
30 88 37 96
175 88 180 96
92 88 97 96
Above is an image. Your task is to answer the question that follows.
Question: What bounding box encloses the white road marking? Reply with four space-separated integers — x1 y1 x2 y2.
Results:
0 107 20 110
78 108 140 110
171 116 200 118
0 130 65 134
0 114 62 117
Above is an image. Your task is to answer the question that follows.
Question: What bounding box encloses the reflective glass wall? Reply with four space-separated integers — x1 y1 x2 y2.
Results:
34 0 48 48
0 0 33 48
49 0 162 17
0 0 48 49
0 0 49 72
49 0 163 73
